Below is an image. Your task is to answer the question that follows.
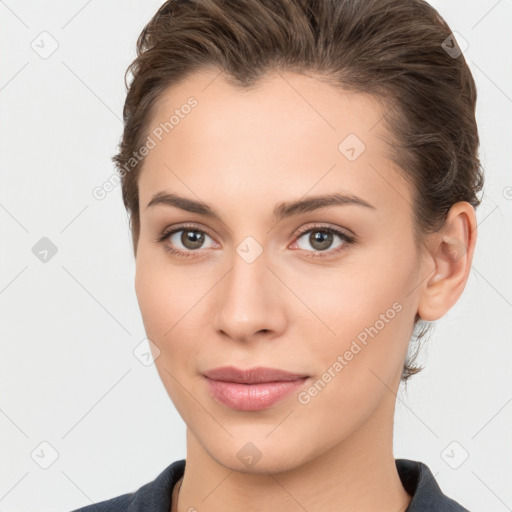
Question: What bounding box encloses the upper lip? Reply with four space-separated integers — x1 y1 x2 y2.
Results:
203 366 309 384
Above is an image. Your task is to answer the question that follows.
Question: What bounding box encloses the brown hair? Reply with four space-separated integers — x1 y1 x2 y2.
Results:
113 0 484 381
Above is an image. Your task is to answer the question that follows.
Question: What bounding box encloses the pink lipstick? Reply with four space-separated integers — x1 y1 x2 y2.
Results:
203 366 309 411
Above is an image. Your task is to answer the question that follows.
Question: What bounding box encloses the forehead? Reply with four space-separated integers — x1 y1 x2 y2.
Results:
138 69 411 217
146 69 389 151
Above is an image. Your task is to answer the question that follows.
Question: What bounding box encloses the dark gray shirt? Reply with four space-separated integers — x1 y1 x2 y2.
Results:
70 458 470 511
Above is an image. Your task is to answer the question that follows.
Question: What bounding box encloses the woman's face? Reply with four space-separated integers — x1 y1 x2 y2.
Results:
135 69 426 472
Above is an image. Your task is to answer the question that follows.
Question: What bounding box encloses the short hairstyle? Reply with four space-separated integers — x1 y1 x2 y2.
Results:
113 0 484 381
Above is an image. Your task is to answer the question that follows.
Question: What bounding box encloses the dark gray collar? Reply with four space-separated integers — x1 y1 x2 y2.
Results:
71 458 470 511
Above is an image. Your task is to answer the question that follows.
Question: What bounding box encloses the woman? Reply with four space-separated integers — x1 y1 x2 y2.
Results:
72 0 483 510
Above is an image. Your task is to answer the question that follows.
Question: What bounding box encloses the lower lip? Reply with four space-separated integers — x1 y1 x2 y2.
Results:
204 377 309 411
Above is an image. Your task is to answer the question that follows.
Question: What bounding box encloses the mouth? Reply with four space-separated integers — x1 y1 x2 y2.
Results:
202 365 310 384
202 366 310 411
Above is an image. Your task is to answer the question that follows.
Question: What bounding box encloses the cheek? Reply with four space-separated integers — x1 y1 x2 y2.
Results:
289 247 416 381
290 268 413 441
135 249 180 342
135 254 201 414
290 256 411 338
134 250 207 366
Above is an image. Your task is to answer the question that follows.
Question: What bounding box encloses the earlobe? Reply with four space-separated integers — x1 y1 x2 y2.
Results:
416 202 477 322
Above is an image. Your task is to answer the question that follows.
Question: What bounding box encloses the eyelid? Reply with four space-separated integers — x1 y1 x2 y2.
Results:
293 222 355 240
158 221 354 240
157 222 216 242
157 221 356 258
289 223 356 258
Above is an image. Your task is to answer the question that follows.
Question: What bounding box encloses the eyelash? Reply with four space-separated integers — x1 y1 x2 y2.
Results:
155 223 356 259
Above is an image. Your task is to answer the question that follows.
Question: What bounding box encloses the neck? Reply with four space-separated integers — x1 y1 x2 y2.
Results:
175 388 411 512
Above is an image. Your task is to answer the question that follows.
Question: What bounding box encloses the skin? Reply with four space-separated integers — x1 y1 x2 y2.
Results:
134 68 477 512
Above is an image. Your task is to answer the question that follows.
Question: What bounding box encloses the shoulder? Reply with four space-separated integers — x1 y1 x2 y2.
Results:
68 459 186 512
396 458 470 511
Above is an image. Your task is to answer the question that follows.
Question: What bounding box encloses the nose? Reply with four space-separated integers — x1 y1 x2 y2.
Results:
212 246 287 343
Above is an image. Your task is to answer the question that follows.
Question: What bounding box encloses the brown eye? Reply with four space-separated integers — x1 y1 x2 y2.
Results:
179 230 205 250
306 231 334 251
293 225 355 258
157 224 216 258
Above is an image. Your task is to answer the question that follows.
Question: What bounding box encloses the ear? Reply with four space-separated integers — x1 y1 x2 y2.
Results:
416 201 477 322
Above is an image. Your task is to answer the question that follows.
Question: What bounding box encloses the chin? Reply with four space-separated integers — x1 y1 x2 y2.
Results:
201 432 312 475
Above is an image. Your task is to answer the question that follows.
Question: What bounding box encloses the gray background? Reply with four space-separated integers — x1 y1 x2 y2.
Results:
1 1 511 511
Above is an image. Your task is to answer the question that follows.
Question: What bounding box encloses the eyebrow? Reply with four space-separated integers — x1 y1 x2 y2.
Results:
145 191 376 221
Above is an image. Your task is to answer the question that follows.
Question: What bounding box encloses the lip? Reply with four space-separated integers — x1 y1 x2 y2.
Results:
202 366 309 383
202 366 310 411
